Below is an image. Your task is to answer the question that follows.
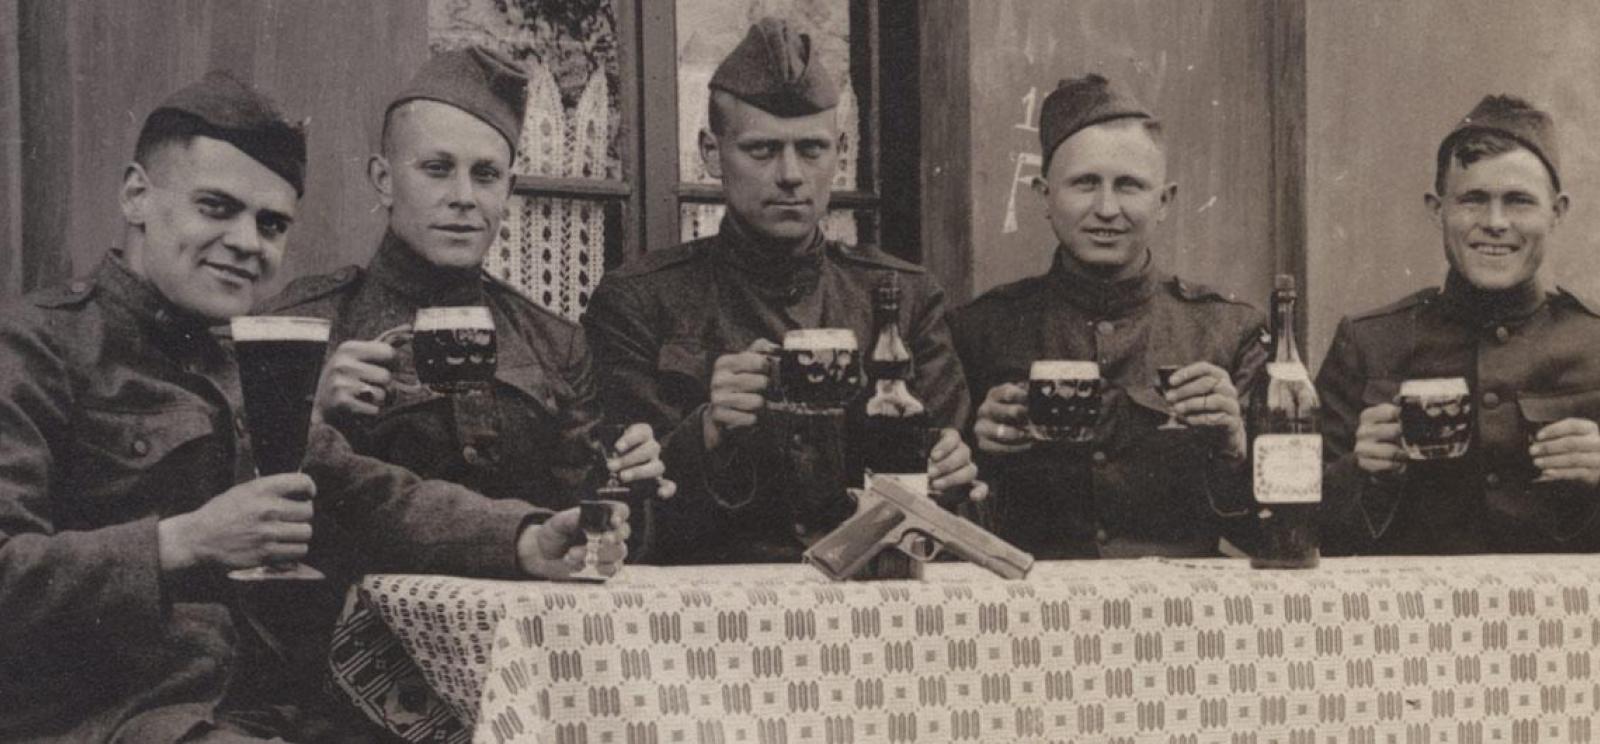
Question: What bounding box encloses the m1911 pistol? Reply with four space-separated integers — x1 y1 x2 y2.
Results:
804 476 1034 580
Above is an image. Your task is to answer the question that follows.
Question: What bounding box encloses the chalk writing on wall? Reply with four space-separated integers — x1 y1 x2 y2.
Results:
1002 152 1042 235
1015 86 1041 133
966 1 1276 303
1003 87 1043 235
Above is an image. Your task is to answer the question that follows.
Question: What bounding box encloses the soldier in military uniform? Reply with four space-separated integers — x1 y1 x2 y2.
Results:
951 74 1267 560
0 72 628 744
583 17 982 564
1319 95 1600 555
262 46 671 512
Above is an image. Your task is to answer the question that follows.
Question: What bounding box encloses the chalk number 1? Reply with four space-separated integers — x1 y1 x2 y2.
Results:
1016 86 1039 132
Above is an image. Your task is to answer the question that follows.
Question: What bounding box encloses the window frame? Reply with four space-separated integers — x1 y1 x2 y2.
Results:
505 0 919 268
505 0 642 270
639 0 918 261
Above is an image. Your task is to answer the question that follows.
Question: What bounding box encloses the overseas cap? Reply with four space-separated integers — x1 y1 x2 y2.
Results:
1038 73 1153 174
1439 94 1561 192
709 17 839 116
141 71 308 195
388 45 528 151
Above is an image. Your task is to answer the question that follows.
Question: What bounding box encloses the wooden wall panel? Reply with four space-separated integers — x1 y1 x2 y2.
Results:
919 0 972 302
963 0 1280 310
1268 0 1307 341
1305 1 1600 370
0 0 20 298
17 0 71 292
11 0 429 297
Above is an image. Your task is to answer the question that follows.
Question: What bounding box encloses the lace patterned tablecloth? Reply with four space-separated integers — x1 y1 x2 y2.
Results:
330 557 1600 743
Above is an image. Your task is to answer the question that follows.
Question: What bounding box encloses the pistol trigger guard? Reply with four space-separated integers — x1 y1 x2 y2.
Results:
899 530 941 562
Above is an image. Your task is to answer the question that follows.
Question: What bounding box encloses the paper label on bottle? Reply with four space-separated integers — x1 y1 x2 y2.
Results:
1266 362 1310 382
1253 433 1323 504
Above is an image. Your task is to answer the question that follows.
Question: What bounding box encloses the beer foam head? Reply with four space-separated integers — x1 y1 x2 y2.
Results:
1031 360 1100 379
230 316 330 342
784 328 857 351
415 306 494 332
1400 377 1469 398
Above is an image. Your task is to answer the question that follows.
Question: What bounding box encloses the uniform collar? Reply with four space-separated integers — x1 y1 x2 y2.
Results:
714 214 826 299
1048 247 1157 318
368 230 486 306
98 250 217 346
1439 269 1546 326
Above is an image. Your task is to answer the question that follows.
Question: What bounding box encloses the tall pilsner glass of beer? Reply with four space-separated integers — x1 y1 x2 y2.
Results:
412 306 497 391
229 315 331 581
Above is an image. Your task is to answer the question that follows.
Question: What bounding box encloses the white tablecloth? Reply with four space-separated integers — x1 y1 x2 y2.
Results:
330 556 1600 743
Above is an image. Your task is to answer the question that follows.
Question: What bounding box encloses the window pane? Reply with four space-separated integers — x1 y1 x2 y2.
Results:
674 0 860 191
488 195 622 320
429 0 623 180
680 203 860 247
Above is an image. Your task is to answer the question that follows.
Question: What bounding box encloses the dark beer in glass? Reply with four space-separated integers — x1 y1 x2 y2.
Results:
775 328 863 414
412 306 496 390
1027 360 1102 444
231 316 331 476
1397 378 1471 460
571 499 622 582
229 316 330 581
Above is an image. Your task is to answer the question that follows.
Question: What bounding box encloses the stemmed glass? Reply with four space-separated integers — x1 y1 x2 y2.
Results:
572 423 630 581
575 500 619 579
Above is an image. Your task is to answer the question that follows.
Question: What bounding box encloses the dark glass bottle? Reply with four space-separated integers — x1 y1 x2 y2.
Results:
854 278 930 580
861 279 931 489
1250 274 1322 569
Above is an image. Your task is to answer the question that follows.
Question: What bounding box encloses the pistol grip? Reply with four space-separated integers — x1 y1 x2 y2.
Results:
804 499 904 580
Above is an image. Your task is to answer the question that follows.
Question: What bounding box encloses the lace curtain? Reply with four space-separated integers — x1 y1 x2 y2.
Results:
428 0 864 320
431 0 617 322
676 0 861 245
486 63 608 321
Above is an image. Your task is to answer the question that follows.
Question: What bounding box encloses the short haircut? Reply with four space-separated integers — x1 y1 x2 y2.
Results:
378 101 514 164
379 103 408 157
706 90 840 139
707 91 733 136
1043 116 1166 176
1435 129 1549 195
1133 117 1165 147
132 109 208 168
133 108 309 195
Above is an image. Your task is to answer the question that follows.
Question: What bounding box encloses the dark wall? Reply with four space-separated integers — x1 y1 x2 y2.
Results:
1 0 22 299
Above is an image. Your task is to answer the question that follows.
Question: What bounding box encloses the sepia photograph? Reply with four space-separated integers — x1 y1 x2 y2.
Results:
2 1 1600 741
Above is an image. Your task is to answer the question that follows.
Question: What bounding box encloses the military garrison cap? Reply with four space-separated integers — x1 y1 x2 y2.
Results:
1038 74 1153 173
709 17 839 116
388 45 528 151
1439 94 1561 191
140 71 308 195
